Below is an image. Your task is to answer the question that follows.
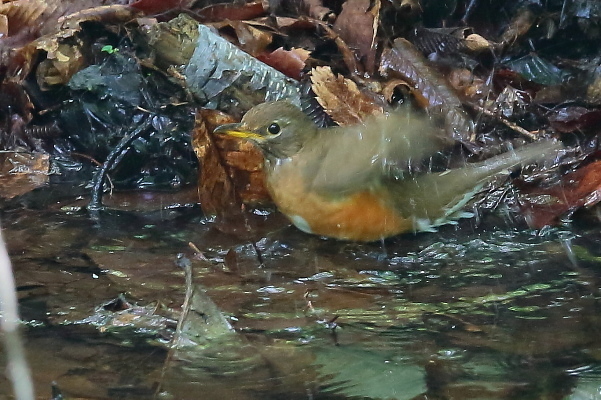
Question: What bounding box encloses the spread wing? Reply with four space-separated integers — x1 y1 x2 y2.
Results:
302 109 449 195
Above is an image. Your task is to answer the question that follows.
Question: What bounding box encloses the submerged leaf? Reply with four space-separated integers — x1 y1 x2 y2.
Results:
0 151 50 199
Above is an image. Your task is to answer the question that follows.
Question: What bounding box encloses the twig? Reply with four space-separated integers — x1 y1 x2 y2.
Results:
154 254 194 399
70 152 115 194
88 114 152 211
470 103 539 140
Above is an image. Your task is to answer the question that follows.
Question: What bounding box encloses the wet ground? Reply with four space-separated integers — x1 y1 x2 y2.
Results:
2 187 601 400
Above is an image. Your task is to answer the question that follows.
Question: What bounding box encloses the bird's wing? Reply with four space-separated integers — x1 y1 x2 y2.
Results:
303 110 448 195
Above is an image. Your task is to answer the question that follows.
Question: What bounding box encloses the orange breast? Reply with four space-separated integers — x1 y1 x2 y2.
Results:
266 163 412 241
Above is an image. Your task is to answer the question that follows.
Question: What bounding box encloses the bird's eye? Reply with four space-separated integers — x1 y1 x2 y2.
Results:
267 123 281 135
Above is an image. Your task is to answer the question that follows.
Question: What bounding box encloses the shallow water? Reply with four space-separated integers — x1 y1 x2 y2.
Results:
1 189 601 400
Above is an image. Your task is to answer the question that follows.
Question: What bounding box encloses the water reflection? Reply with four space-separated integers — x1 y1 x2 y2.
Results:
2 199 601 399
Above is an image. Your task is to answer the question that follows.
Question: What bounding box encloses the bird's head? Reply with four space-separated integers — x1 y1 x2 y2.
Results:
213 101 318 159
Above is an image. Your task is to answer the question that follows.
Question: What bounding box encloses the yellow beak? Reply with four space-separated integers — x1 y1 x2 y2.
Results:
213 123 265 141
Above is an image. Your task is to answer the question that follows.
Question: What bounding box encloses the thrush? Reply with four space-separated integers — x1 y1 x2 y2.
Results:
214 101 560 241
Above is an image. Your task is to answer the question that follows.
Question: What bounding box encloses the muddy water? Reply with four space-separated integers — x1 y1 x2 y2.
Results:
1 190 601 400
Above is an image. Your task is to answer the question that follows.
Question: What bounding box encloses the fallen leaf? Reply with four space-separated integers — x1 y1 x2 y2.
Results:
380 38 475 145
211 19 273 56
333 0 380 75
256 47 309 80
447 68 487 101
302 0 334 21
499 6 535 47
310 66 383 125
192 109 270 217
197 1 267 22
547 106 601 133
130 0 190 15
381 78 412 104
520 159 601 228
0 151 50 199
192 109 239 216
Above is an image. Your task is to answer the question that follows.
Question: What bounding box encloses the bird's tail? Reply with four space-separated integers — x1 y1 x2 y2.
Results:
465 140 562 179
390 140 562 232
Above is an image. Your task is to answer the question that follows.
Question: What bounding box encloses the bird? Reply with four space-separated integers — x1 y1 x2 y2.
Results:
213 101 560 242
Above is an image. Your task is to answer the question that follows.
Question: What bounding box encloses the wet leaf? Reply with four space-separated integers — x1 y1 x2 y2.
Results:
447 68 488 101
409 27 492 57
504 53 567 86
559 0 601 32
176 285 235 347
499 6 536 46
547 106 601 133
0 151 49 199
520 159 601 228
1 1 138 80
192 109 239 216
33 32 86 89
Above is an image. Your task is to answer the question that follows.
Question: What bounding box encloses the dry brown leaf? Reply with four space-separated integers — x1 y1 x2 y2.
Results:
333 0 380 75
464 33 493 52
34 34 85 88
192 109 270 216
310 66 383 125
2 2 138 83
1 13 9 36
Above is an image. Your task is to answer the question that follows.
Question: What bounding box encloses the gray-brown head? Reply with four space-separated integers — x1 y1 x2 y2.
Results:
213 101 318 159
